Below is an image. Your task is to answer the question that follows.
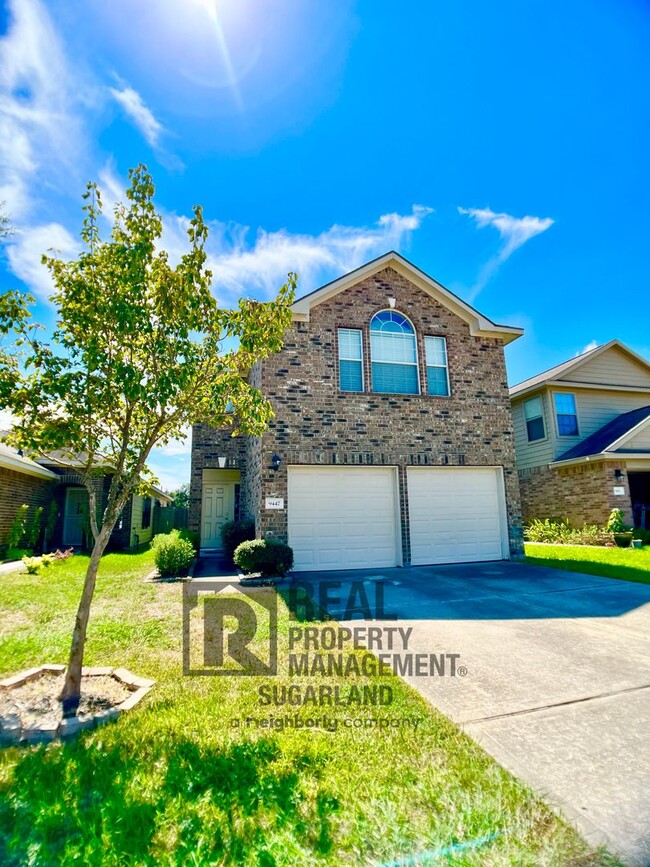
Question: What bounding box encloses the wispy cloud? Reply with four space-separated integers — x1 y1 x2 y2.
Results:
171 204 433 304
6 222 78 298
459 206 554 299
576 339 598 356
109 84 164 148
0 0 87 219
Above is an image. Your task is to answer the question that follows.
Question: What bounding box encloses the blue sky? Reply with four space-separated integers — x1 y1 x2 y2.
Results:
0 0 648 490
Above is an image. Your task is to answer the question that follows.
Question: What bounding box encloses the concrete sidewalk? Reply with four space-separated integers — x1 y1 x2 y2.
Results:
295 561 650 866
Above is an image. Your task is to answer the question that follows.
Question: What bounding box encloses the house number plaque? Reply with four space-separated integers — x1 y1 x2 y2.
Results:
265 497 285 510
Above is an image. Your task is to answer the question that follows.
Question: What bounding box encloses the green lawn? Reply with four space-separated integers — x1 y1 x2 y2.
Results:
525 543 650 585
0 551 620 865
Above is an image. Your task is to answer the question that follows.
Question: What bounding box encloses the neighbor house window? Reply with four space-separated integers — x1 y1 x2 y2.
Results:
524 396 545 441
554 393 579 436
370 311 419 394
141 497 152 530
338 328 363 392
425 336 450 396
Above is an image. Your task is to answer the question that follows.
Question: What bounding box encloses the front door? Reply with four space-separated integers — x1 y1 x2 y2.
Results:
64 488 87 547
201 483 234 549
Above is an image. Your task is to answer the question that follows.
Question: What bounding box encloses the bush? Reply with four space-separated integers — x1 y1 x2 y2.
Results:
606 508 631 534
524 518 614 546
22 555 43 574
152 530 195 577
179 529 200 553
234 539 293 577
221 519 256 559
6 505 29 550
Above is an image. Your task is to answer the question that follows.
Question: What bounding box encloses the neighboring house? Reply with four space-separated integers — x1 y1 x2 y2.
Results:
510 340 650 529
0 439 171 551
190 251 525 571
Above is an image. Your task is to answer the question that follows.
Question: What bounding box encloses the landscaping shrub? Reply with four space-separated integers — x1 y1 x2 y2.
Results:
524 517 614 546
179 528 200 553
7 504 29 550
152 530 195 577
26 506 43 550
234 538 293 577
221 518 256 559
22 555 42 574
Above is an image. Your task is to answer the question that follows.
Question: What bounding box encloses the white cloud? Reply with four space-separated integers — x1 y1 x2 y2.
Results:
109 85 164 148
459 206 554 299
0 0 87 220
6 222 78 298
166 204 434 304
577 339 598 356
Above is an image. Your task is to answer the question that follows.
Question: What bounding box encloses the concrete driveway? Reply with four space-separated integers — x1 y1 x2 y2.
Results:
289 561 650 866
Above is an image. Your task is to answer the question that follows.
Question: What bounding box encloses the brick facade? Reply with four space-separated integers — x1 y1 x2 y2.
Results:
0 468 56 547
519 462 633 527
191 265 524 563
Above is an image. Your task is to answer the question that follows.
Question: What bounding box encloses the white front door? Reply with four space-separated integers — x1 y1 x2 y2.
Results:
407 467 508 566
287 466 399 571
64 488 87 547
201 483 234 549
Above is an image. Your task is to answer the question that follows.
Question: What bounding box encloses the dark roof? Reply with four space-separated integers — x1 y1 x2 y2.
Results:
556 405 650 461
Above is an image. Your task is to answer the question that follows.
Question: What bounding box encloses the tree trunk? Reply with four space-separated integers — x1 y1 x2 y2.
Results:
59 522 114 716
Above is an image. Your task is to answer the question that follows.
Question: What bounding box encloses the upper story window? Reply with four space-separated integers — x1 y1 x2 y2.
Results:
370 311 419 394
524 396 545 442
554 393 579 436
338 328 363 392
425 336 450 396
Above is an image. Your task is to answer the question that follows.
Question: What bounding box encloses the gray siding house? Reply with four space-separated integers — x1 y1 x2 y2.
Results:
510 340 650 528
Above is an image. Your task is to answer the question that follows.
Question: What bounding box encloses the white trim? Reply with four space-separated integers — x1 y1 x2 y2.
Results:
337 327 364 392
0 451 58 479
603 414 650 452
523 395 547 443
291 252 524 345
549 452 650 469
369 309 420 395
552 391 580 438
424 335 451 397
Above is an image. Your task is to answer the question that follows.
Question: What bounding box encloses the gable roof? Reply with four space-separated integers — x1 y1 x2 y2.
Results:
290 251 524 345
555 405 650 462
0 439 58 480
510 339 650 398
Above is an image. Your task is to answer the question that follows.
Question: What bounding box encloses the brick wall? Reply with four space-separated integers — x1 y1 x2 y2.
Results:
189 423 246 534
519 462 632 527
0 468 56 547
256 266 522 559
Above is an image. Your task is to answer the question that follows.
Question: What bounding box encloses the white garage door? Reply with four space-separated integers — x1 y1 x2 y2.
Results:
407 467 507 566
288 467 399 571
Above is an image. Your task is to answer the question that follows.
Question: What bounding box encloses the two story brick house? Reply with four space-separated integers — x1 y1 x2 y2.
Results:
510 340 650 529
190 252 524 571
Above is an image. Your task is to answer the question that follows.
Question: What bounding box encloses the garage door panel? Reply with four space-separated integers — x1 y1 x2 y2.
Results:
288 467 398 572
408 467 506 566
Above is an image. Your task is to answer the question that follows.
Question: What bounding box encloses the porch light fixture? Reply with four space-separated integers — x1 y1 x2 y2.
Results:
217 456 227 468
271 453 281 472
614 469 624 481
387 296 397 308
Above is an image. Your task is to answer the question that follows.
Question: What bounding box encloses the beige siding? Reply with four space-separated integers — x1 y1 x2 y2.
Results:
560 347 650 388
130 494 153 545
551 388 650 458
623 423 650 451
512 391 557 470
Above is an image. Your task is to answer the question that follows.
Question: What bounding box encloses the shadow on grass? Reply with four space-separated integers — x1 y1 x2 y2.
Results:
0 733 337 865
524 555 650 586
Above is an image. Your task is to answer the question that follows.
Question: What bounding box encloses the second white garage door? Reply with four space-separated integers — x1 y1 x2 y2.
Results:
407 467 507 566
287 466 399 572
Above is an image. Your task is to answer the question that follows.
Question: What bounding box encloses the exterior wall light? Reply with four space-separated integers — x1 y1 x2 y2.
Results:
217 456 227 468
271 453 281 472
388 296 397 308
614 468 624 481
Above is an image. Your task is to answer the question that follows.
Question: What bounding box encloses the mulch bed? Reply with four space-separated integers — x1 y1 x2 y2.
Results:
0 673 131 727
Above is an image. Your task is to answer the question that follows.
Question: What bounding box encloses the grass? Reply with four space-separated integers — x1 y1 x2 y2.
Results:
525 543 650 586
0 550 621 865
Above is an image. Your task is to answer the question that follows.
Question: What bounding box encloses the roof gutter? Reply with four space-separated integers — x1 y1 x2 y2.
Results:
549 451 650 469
0 453 58 479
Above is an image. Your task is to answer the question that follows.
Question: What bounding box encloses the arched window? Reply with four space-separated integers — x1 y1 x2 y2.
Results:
370 310 419 394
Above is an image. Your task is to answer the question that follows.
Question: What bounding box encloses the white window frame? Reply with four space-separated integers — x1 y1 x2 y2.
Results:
424 335 451 397
337 327 364 392
553 391 580 437
369 310 420 395
523 395 547 443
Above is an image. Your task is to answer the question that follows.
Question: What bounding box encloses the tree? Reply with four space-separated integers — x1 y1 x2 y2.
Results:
169 482 190 510
0 166 295 714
